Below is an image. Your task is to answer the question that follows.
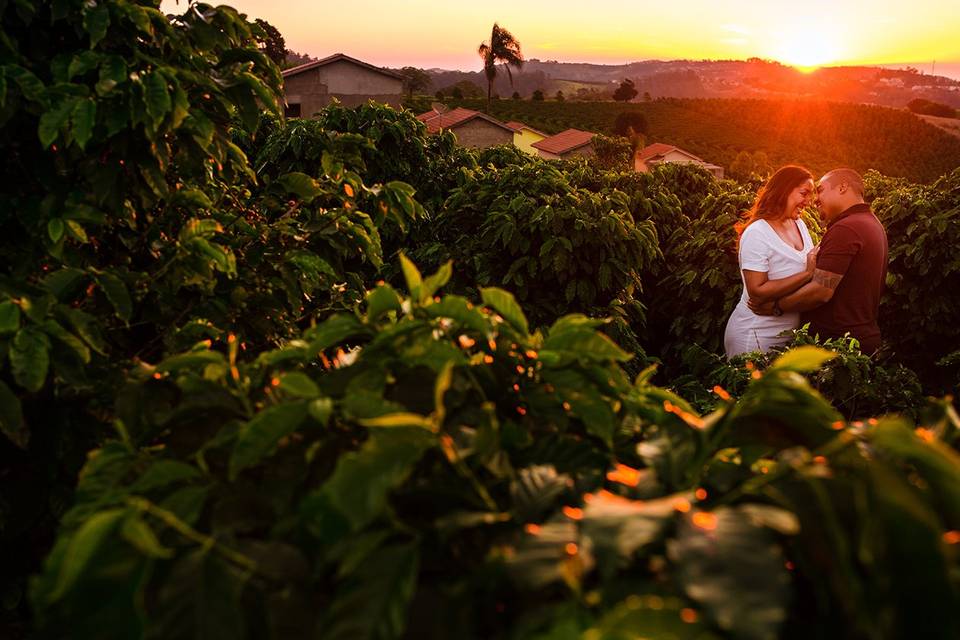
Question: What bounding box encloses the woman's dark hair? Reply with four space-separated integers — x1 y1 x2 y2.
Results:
736 165 813 238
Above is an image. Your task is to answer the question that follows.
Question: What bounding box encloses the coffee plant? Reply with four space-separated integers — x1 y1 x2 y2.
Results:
2 2 960 638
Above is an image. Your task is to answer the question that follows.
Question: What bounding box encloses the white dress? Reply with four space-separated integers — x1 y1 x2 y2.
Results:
723 219 814 357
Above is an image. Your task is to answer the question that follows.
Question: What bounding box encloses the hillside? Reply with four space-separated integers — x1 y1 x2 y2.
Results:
435 97 960 182
423 58 960 109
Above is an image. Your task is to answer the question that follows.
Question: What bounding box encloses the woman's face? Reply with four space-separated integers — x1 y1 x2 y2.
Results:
784 179 814 219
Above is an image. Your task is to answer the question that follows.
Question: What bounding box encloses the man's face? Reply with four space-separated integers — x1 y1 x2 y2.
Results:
814 176 842 220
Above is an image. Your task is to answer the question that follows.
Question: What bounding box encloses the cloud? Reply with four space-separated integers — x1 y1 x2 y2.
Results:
721 37 748 46
721 23 750 35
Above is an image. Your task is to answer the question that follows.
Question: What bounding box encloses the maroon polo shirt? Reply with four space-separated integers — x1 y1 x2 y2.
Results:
801 203 888 353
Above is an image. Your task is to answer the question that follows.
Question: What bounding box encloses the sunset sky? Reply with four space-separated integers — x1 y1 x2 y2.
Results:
163 0 960 76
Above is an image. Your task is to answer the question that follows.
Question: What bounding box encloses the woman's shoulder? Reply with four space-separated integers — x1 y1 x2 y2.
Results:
740 220 772 243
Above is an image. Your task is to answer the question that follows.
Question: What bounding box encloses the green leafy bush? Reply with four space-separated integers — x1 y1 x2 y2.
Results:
422 158 661 328
671 326 926 420
29 269 960 639
867 168 960 392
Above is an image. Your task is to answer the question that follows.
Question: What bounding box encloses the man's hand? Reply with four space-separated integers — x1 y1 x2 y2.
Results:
748 298 776 315
805 245 820 273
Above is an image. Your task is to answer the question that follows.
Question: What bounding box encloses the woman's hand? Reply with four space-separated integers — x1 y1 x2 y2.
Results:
806 245 820 273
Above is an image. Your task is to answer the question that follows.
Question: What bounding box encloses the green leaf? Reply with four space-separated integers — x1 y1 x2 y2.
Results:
131 460 201 493
49 508 127 601
357 412 436 431
8 65 46 104
870 417 960 525
42 319 91 364
94 271 132 321
61 307 107 355
230 401 308 479
277 172 322 200
0 380 28 449
323 542 420 640
47 218 65 243
42 267 87 300
121 514 172 558
159 486 209 527
96 55 126 95
302 428 434 533
65 220 89 243
11 327 50 392
365 284 402 322
278 372 320 398
399 253 422 296
38 99 74 148
542 329 632 362
82 3 110 48
71 99 96 150
308 397 334 427
0 300 21 334
156 350 225 373
152 549 248 640
305 314 369 353
143 70 171 127
480 287 529 335
769 346 837 373
672 506 793 639
424 295 489 334
420 260 452 301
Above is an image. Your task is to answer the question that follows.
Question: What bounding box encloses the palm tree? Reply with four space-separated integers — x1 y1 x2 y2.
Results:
477 23 523 111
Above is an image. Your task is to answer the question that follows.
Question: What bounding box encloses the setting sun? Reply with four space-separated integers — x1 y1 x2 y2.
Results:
766 20 844 71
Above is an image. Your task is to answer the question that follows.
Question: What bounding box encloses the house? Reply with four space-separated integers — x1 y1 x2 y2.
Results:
281 53 404 117
505 120 548 155
634 143 724 178
415 107 515 148
530 128 596 160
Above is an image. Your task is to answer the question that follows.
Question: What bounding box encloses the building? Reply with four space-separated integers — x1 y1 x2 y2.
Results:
505 121 548 155
281 53 404 118
634 143 724 178
530 128 596 160
415 107 515 148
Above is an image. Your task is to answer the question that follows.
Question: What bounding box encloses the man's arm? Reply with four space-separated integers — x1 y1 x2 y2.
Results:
748 268 843 315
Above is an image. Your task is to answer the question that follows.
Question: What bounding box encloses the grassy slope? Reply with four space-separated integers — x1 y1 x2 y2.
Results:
415 97 960 182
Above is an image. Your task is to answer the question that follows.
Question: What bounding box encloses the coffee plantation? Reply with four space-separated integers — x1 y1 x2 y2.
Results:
1 2 959 639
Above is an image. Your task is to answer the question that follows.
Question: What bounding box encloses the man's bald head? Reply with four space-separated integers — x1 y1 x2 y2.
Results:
815 168 866 222
820 168 864 198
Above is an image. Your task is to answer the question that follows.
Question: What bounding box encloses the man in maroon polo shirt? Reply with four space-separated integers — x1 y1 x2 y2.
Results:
748 168 888 353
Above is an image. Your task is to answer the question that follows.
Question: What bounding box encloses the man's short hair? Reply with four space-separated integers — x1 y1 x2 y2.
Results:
822 168 864 197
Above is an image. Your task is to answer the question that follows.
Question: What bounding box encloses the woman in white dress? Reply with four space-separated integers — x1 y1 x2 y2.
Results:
724 165 819 358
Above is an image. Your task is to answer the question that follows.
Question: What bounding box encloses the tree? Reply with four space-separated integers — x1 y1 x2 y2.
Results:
532 89 545 101
512 91 521 100
643 91 652 102
284 50 316 69
555 90 565 102
613 112 649 138
452 86 464 100
435 90 445 100
399 66 431 98
452 80 484 98
907 98 958 118
613 79 638 102
254 19 286 67
478 23 524 111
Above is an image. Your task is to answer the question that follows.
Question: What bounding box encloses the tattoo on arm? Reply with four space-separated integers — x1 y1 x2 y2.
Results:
812 269 843 290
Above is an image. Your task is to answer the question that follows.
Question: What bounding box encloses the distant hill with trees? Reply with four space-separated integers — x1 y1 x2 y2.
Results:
420 97 960 183
419 58 960 109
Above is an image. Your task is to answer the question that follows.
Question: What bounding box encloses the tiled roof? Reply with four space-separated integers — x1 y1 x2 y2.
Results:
282 53 404 80
415 107 514 134
505 121 547 136
530 128 596 155
636 143 705 163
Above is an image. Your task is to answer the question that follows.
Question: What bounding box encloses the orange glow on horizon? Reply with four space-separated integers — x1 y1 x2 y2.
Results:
159 0 960 77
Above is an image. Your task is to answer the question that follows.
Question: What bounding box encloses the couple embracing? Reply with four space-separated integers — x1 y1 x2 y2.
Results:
724 166 888 358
